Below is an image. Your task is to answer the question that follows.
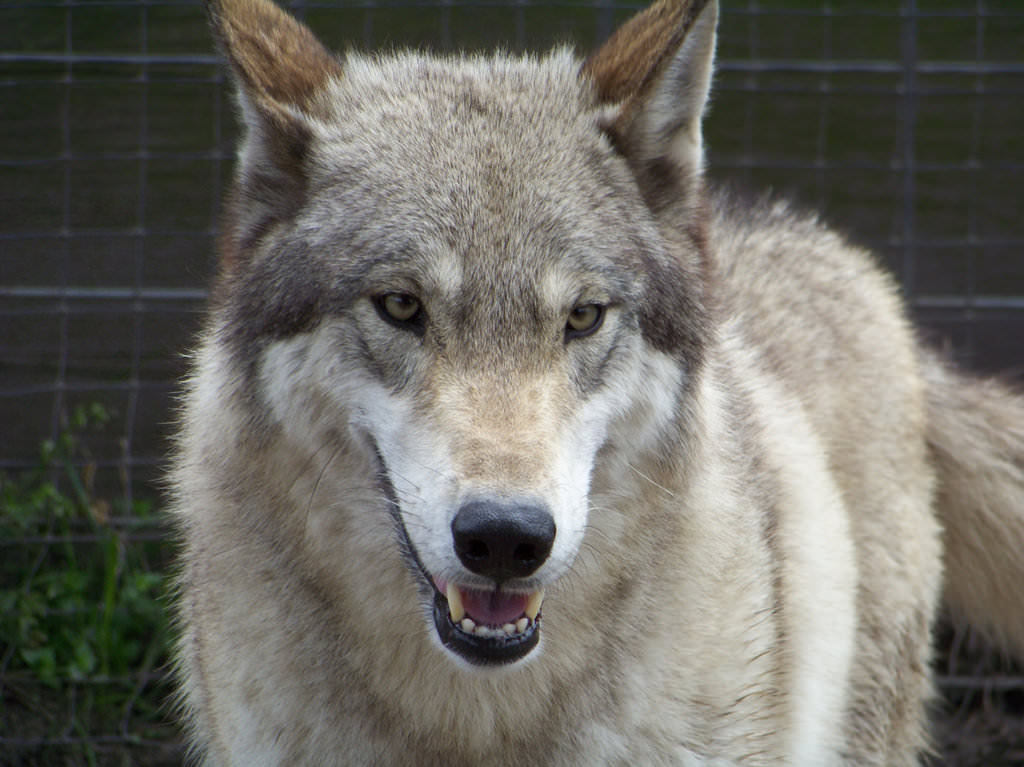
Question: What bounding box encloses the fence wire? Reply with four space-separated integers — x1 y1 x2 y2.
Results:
1 1 1022 764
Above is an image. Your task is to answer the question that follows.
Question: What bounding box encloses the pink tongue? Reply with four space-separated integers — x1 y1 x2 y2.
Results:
460 587 528 626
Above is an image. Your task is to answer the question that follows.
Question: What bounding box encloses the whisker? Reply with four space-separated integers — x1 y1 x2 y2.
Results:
304 441 344 537
628 463 675 498
287 437 339 497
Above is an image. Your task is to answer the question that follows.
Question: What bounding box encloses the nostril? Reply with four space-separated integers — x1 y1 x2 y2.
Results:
452 500 556 580
464 539 490 563
513 542 539 566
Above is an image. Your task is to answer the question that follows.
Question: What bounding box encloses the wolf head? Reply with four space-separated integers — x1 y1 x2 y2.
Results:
204 0 717 668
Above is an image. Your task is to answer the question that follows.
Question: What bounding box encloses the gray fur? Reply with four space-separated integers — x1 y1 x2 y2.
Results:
169 0 1024 764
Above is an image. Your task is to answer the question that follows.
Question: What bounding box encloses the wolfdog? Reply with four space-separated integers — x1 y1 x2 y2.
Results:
169 0 1024 763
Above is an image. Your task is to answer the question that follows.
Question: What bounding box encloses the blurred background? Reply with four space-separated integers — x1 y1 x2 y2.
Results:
1 0 1022 764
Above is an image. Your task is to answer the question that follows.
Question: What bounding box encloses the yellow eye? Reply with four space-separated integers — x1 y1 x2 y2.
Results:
376 293 422 325
566 303 604 338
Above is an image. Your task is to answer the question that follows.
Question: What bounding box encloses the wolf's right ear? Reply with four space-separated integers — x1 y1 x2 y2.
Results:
206 0 342 120
582 0 717 211
206 0 344 265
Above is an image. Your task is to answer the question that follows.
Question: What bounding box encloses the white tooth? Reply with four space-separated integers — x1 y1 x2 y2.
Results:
515 617 529 633
474 624 490 637
525 589 545 621
460 618 476 634
446 583 465 623
502 623 516 635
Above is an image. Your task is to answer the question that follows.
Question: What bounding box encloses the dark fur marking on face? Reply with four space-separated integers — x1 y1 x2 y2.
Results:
634 244 709 370
215 239 337 385
575 318 631 394
635 156 688 214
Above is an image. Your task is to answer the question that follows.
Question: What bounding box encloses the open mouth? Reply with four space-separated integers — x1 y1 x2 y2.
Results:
369 442 548 665
432 578 545 665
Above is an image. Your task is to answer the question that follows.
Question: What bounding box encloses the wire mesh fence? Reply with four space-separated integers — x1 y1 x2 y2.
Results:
1 0 1022 764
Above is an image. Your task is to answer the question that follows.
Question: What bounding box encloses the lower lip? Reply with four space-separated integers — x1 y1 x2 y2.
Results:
431 589 541 665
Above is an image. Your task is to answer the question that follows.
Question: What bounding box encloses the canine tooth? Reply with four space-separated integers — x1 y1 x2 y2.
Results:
446 583 465 623
515 617 529 633
460 618 476 634
525 589 545 621
474 624 490 637
502 623 516 635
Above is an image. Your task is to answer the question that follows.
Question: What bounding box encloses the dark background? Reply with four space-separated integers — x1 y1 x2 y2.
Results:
1 0 1022 763
3 0 1023 498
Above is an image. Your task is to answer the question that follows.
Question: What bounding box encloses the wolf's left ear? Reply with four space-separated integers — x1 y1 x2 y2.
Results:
582 0 717 206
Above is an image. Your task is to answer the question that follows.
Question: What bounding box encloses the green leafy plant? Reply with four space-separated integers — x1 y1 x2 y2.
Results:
0 404 178 763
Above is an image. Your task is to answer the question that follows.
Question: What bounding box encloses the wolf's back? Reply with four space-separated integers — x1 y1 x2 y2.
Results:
923 352 1024 655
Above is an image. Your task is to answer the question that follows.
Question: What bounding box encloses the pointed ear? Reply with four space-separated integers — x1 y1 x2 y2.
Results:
207 0 342 119
206 0 344 266
582 0 717 208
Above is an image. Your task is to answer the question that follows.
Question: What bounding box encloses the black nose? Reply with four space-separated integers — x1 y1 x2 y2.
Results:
452 500 556 580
